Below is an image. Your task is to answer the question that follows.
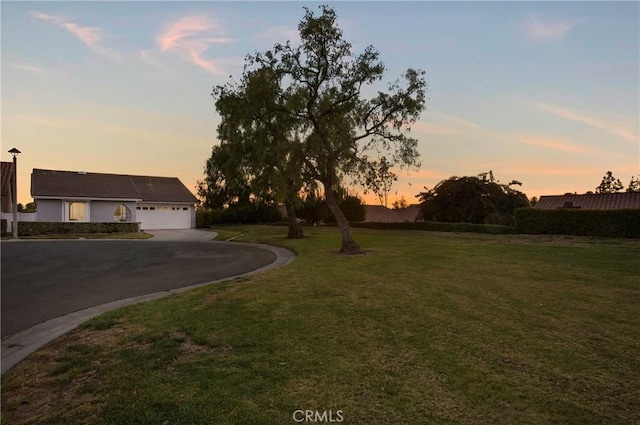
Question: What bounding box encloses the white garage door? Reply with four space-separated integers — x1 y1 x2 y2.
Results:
137 205 191 230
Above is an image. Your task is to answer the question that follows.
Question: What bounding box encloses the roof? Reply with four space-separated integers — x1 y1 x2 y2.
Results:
1 162 14 198
534 192 640 210
31 169 198 204
364 204 420 222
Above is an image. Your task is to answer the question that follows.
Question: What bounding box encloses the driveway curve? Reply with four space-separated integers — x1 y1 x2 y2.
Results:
1 234 295 373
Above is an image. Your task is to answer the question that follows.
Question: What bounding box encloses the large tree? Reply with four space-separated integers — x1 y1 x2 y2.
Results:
202 66 307 238
243 5 427 253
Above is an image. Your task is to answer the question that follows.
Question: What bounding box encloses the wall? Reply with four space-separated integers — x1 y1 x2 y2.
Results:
90 201 137 223
1 212 37 232
35 199 62 222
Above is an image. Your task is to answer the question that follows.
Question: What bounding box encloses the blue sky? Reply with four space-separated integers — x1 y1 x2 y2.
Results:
2 1 638 205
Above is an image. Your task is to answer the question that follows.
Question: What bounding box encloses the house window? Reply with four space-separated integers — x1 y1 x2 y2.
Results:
114 204 131 222
69 202 85 221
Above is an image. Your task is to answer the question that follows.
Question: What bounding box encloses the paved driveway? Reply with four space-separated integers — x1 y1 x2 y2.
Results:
1 239 275 337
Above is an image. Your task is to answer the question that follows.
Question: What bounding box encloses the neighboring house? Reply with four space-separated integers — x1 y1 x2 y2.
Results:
534 192 640 210
1 161 15 213
31 169 199 230
364 204 420 222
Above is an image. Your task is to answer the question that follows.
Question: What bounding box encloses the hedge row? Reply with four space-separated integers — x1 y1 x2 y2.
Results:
351 221 514 234
514 208 640 238
196 204 282 228
17 222 140 236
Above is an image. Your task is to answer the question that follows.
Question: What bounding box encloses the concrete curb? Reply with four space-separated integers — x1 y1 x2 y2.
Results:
1 242 295 374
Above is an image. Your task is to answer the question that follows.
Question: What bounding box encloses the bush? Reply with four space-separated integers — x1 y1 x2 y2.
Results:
196 202 282 227
196 209 223 228
514 208 640 238
17 222 140 236
351 221 514 234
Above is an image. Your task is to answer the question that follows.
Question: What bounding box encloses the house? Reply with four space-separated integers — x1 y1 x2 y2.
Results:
31 169 199 230
534 192 640 210
364 204 420 222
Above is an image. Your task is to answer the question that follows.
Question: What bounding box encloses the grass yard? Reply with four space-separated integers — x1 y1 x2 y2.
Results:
2 226 639 424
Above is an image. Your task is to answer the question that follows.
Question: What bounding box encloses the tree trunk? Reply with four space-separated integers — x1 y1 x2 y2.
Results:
324 183 362 254
285 201 304 239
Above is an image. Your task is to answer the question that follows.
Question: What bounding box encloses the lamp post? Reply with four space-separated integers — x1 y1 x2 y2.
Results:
8 148 21 238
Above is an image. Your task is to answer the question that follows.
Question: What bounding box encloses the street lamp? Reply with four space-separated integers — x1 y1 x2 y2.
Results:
8 148 21 238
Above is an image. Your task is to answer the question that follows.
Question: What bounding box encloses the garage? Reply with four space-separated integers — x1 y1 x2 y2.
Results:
136 204 193 230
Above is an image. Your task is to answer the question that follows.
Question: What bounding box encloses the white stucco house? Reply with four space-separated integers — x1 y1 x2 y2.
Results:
31 169 199 230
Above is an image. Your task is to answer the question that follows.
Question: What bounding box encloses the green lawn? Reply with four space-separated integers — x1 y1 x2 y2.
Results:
2 226 639 424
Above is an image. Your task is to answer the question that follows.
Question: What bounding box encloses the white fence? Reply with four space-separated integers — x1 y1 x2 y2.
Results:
1 212 37 232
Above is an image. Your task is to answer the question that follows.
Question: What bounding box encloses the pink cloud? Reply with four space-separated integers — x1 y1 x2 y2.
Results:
438 113 487 131
9 62 44 74
525 16 577 41
157 16 234 74
536 102 639 143
32 12 102 50
520 136 595 154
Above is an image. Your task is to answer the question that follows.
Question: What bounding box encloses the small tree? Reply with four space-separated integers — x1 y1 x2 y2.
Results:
392 196 408 210
360 156 397 207
596 171 624 193
627 175 640 192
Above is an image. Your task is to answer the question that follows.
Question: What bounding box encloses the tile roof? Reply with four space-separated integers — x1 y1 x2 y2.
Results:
31 169 198 203
364 204 420 222
534 192 640 210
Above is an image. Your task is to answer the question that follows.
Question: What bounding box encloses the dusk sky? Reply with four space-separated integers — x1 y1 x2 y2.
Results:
2 1 639 206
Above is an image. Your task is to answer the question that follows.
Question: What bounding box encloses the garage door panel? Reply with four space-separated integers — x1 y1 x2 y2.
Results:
137 205 191 230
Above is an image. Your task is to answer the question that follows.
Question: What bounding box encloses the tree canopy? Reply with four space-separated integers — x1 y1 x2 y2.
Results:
416 172 530 226
203 5 427 253
596 171 624 194
627 175 640 193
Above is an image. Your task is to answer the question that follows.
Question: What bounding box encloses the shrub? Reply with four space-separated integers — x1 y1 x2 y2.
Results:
514 208 640 238
351 221 514 234
18 222 140 236
196 202 281 227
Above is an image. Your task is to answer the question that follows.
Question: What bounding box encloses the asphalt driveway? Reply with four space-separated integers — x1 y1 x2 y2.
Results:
1 239 276 338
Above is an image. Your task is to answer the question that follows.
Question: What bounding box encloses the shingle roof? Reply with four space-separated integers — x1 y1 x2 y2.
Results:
1 162 14 198
31 169 198 203
534 192 640 210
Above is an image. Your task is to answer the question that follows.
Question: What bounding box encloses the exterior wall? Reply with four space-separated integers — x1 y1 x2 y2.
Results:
36 199 63 222
1 195 11 213
90 201 137 223
34 198 194 228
